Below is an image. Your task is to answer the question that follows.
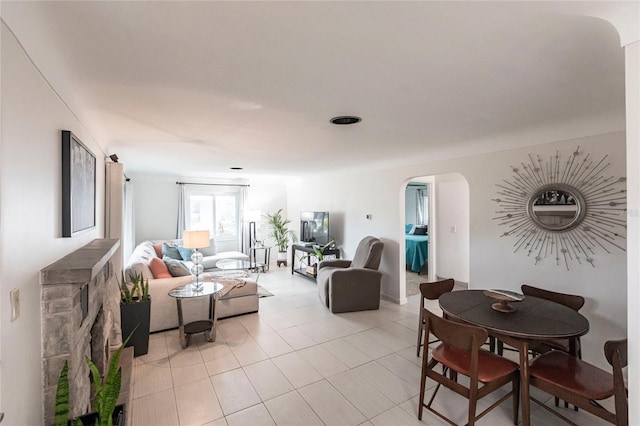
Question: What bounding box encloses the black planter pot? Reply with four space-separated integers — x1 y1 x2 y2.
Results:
69 404 125 426
120 298 151 357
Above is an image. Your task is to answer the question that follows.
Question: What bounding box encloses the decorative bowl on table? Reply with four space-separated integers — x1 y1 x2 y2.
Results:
483 289 525 313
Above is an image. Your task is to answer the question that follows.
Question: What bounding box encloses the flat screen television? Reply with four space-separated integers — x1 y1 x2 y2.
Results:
300 211 330 245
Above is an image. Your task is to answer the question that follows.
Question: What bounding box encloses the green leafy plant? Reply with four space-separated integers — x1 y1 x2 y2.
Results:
54 330 134 426
265 209 298 252
299 240 335 266
118 272 149 304
54 361 78 426
86 331 131 426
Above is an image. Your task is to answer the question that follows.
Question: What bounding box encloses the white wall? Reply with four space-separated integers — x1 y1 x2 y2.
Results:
133 176 180 244
246 176 289 249
0 24 106 425
288 132 626 370
624 40 639 422
434 173 469 283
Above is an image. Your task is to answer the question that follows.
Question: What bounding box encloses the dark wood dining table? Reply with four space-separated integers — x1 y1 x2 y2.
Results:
439 289 589 426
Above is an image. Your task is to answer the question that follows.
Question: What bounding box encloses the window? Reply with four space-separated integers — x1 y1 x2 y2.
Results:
184 188 240 242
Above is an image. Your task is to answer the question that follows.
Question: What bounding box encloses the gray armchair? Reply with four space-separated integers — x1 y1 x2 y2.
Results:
316 236 384 313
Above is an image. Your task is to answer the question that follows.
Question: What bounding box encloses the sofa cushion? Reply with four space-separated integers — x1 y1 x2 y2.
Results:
124 241 156 281
162 242 182 260
152 243 163 258
129 262 153 281
199 238 217 256
177 246 195 261
164 257 191 277
149 257 172 279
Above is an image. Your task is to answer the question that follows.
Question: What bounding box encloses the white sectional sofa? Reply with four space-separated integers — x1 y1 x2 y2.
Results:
125 240 259 332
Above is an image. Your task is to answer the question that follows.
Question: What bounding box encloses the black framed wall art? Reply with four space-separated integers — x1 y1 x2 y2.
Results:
62 130 96 237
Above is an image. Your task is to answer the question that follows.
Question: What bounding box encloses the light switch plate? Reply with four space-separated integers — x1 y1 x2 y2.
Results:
10 288 20 322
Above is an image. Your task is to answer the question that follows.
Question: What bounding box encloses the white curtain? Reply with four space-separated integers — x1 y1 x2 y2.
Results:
176 183 186 239
123 179 135 263
239 185 248 252
416 188 426 225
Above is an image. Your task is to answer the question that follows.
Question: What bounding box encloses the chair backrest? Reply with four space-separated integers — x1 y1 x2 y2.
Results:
350 236 384 269
605 338 628 369
423 308 487 352
605 339 628 426
521 284 585 311
419 279 455 302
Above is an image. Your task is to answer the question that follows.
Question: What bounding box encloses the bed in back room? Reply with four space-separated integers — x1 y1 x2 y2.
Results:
405 224 428 274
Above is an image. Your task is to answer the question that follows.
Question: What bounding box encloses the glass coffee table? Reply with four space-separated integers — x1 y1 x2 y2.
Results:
168 281 223 348
216 259 262 282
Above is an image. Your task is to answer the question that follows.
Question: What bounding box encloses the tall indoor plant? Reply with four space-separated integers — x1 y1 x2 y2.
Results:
265 209 297 263
119 272 151 357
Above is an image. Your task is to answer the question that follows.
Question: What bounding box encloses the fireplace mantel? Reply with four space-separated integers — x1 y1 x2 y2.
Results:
41 238 120 285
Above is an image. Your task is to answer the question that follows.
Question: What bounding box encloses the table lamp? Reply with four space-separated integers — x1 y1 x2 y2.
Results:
183 230 210 291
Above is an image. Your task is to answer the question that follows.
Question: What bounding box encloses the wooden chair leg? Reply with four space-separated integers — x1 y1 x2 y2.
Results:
468 385 479 426
416 310 424 357
512 375 520 425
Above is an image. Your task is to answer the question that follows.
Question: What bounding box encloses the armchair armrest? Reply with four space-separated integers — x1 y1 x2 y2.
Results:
319 259 352 269
328 268 382 313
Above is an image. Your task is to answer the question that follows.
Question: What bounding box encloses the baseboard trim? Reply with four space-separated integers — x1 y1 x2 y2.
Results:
381 292 405 304
436 275 468 290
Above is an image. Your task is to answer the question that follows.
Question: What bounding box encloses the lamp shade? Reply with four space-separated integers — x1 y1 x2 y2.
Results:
182 230 210 249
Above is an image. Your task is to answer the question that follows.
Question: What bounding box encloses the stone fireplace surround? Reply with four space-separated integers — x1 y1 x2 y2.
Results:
40 239 124 425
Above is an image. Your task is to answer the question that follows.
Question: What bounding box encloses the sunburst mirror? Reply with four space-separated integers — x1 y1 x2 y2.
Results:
492 147 626 269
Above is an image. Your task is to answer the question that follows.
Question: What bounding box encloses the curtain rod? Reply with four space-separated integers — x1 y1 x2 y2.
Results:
176 181 250 187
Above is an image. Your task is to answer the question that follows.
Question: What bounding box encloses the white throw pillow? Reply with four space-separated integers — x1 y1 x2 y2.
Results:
199 238 217 256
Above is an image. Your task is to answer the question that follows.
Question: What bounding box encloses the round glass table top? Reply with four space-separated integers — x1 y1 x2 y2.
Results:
216 259 253 270
168 281 223 299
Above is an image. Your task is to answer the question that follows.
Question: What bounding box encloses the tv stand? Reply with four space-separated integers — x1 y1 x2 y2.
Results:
291 244 340 280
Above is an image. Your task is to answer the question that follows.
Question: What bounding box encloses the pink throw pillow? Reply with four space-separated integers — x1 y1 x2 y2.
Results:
149 257 171 279
152 243 163 258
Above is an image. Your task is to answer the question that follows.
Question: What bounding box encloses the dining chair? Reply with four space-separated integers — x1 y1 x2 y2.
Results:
528 338 628 426
418 308 520 426
415 279 455 356
520 284 586 358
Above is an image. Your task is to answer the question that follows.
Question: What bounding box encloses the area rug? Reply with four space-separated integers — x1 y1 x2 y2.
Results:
258 286 274 298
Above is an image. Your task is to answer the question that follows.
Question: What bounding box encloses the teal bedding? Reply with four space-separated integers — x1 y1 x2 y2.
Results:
406 234 428 273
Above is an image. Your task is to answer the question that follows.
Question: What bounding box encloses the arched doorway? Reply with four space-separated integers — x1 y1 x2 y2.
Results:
402 173 470 301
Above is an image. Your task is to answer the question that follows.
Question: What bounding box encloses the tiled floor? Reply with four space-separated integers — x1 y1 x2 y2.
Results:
131 267 613 425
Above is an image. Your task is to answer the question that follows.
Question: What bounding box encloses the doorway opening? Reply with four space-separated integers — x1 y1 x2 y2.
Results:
401 173 470 301
404 178 435 298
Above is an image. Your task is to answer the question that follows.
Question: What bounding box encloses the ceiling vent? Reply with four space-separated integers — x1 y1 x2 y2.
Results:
330 116 362 125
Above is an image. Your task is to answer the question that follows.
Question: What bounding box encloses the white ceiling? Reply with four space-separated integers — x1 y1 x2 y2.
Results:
2 1 636 178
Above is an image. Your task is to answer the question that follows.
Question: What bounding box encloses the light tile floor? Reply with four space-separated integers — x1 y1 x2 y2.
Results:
131 267 613 425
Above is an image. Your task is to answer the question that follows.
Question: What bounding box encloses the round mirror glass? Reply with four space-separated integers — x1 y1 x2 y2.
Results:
526 184 586 231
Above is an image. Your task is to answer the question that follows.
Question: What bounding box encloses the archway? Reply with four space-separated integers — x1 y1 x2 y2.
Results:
401 173 470 301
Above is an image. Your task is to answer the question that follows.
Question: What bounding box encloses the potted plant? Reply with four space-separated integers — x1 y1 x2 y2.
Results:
265 209 297 265
299 240 335 276
119 272 151 357
55 332 133 426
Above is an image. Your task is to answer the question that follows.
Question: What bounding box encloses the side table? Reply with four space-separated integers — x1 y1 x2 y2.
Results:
168 281 223 348
249 245 272 271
